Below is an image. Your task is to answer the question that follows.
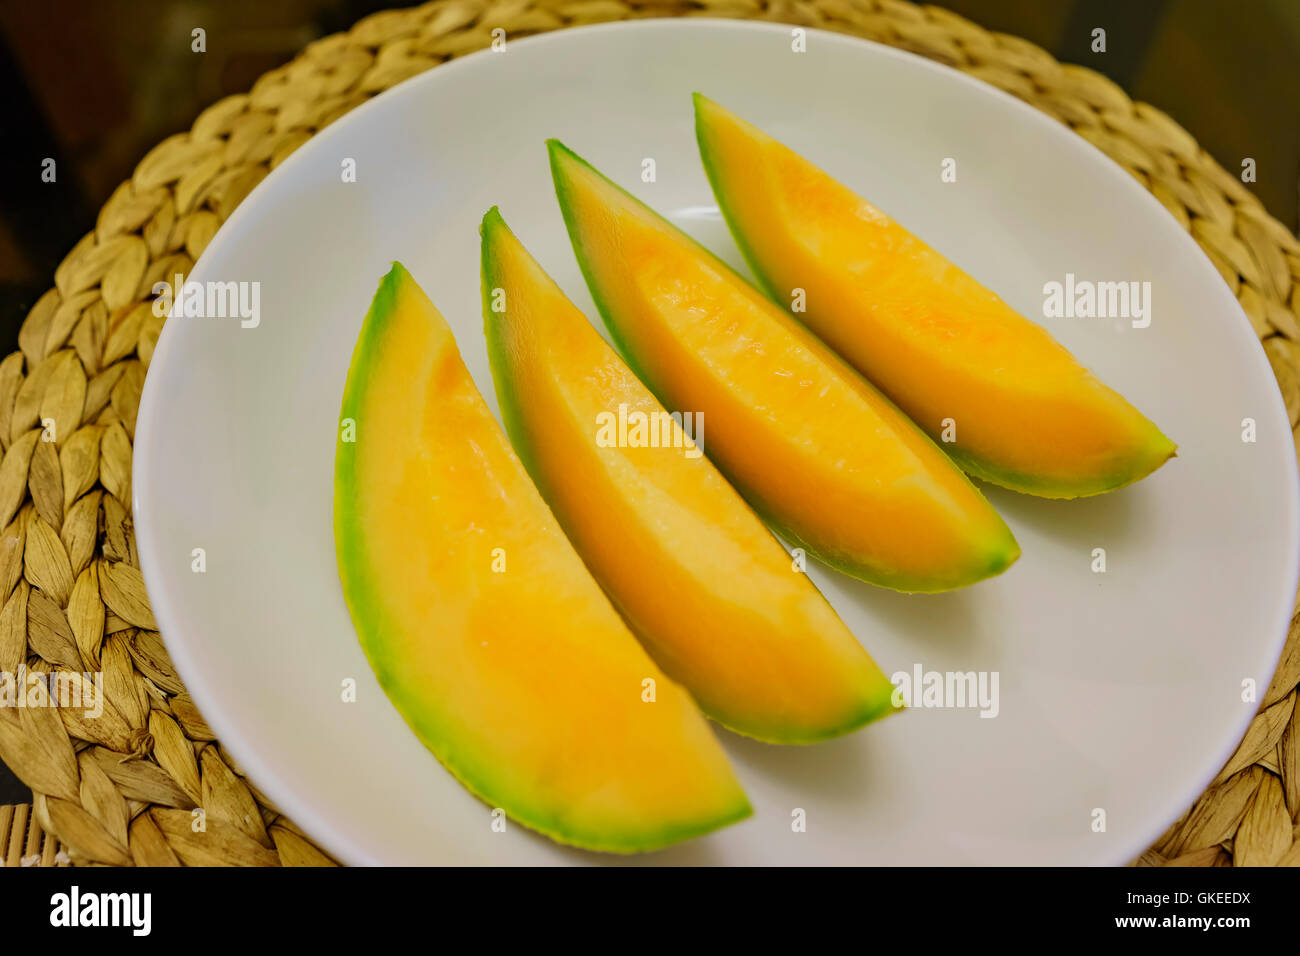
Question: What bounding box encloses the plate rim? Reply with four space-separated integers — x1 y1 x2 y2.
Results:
132 16 1300 866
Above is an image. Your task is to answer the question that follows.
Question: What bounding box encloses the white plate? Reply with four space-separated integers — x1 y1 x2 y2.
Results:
133 19 1300 865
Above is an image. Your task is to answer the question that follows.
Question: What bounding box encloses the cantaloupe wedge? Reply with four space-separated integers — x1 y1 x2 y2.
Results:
548 140 1019 593
334 263 749 853
693 94 1177 499
481 207 899 743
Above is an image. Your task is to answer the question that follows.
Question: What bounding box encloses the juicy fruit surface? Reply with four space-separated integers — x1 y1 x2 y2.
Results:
694 94 1176 499
334 263 749 852
548 141 1019 592
482 208 899 743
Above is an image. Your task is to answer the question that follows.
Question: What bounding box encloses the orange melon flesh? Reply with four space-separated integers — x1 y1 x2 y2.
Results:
481 208 899 743
334 263 749 853
548 141 1019 593
693 94 1177 499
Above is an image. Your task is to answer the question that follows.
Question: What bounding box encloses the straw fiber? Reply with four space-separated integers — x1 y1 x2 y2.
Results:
1 0 1297 866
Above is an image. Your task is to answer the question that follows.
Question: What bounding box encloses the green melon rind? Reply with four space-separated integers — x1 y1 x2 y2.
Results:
697 679 904 747
944 438 1178 501
692 94 788 312
479 212 547 490
692 92 1178 501
735 679 902 745
546 141 1020 593
335 262 751 853
481 209 903 741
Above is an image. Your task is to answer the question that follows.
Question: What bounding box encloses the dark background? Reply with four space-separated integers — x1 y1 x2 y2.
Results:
0 0 1298 807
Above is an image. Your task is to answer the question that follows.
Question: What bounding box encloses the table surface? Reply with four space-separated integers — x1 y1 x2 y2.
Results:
0 0 1297 853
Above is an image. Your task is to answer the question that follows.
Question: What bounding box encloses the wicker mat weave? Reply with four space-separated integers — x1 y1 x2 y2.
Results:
0 0 1297 868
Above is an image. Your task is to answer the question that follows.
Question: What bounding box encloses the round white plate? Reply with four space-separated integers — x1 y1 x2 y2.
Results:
133 19 1299 865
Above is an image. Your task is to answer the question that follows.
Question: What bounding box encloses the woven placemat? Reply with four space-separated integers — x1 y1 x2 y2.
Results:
0 0 1297 868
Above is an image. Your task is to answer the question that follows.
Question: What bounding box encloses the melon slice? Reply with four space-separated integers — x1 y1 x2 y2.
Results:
547 141 1019 593
481 208 899 743
693 94 1177 499
334 263 749 853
